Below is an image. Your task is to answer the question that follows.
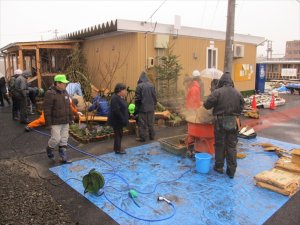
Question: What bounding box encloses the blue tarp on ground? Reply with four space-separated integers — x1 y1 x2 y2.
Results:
50 136 300 225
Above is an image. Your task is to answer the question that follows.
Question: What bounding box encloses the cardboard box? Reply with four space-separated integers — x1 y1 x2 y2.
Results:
291 149 300 165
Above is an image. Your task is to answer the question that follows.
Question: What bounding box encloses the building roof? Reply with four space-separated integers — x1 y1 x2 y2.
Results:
1 19 265 54
63 19 265 45
258 58 300 64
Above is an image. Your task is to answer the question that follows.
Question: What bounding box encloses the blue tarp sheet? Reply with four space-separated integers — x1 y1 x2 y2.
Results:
50 136 300 225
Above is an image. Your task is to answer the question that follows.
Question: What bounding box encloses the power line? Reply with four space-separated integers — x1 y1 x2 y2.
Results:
200 1 207 27
147 0 167 22
210 0 220 28
1 30 55 37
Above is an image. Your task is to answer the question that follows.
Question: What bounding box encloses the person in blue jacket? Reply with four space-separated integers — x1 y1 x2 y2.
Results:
88 93 109 116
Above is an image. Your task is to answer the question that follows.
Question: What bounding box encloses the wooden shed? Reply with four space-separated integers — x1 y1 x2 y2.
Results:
0 40 80 89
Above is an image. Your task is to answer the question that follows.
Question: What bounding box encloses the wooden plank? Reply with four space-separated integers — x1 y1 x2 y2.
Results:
37 44 75 49
20 46 37 50
79 115 108 122
4 46 19 53
79 115 136 124
27 76 37 83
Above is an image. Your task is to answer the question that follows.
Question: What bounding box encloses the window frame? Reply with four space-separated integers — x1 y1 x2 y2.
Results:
206 47 218 69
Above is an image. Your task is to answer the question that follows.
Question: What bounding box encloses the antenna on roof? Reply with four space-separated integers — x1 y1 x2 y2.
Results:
173 15 181 38
147 0 167 22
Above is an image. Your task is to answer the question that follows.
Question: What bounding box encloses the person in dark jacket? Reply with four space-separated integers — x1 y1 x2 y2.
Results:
203 72 245 178
108 83 128 154
43 74 73 163
14 70 31 124
9 69 22 120
134 71 157 142
0 73 10 107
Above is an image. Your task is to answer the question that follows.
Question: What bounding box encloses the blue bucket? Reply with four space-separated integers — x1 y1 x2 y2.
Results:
195 153 212 173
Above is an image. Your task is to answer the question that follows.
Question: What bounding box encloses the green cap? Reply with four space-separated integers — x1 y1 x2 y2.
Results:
128 103 135 114
54 74 69 83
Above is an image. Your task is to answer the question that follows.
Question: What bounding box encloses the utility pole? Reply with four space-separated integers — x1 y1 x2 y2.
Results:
267 40 273 60
224 0 236 74
54 29 58 39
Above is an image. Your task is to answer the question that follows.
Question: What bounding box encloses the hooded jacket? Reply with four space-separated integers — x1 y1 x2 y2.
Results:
203 72 245 116
134 72 157 112
43 85 73 126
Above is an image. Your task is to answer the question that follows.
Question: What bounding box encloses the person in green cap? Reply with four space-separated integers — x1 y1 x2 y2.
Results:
43 74 73 163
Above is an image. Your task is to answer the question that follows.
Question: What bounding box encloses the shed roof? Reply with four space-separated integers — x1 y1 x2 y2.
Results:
0 40 81 53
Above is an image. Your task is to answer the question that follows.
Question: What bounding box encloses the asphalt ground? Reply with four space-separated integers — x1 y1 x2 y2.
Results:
0 93 299 225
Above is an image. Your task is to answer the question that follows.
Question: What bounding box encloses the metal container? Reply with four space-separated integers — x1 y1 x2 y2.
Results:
158 134 188 156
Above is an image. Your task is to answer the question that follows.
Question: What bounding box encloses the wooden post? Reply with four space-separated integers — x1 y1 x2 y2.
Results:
3 55 7 78
18 49 24 70
36 47 42 89
7 54 12 77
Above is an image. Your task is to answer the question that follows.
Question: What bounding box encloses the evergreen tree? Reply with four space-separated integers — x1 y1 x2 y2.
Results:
154 44 182 99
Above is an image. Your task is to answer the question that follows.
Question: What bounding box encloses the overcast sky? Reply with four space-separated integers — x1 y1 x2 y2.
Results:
1 0 299 57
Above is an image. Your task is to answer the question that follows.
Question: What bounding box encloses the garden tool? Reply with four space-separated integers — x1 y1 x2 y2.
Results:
82 168 105 195
157 196 172 204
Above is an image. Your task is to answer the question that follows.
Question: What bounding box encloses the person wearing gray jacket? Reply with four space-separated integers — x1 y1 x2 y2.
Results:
203 72 245 179
14 71 30 124
134 71 157 142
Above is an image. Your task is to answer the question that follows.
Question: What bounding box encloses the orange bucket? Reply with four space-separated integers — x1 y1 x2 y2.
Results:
187 123 214 138
187 123 215 155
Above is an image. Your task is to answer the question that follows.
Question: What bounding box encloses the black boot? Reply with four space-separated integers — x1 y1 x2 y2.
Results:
46 146 55 160
58 146 72 164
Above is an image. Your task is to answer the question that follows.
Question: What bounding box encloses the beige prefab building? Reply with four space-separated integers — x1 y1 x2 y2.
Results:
65 19 264 96
0 19 264 95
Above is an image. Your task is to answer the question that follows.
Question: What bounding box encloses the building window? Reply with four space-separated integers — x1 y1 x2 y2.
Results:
206 47 218 69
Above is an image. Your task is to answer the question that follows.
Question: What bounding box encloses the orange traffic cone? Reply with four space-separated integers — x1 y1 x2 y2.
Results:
251 95 257 110
269 93 276 110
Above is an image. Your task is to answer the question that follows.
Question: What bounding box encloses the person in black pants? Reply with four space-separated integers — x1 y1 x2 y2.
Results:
108 83 129 154
203 72 245 179
134 71 157 142
0 73 11 107
9 69 22 120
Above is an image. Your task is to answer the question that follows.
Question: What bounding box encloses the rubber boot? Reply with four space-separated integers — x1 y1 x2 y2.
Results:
46 146 54 160
59 146 72 164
